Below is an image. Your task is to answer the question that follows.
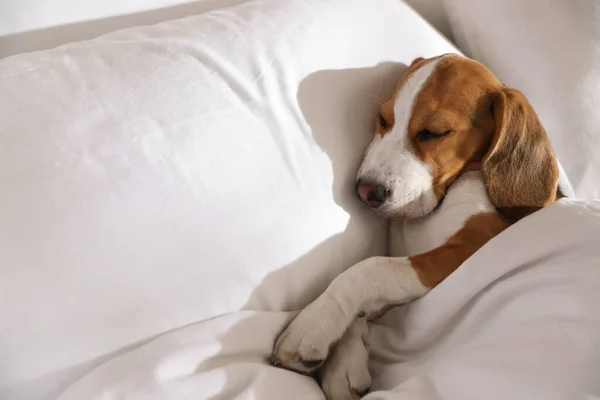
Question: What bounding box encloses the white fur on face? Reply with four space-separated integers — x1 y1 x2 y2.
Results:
358 58 442 219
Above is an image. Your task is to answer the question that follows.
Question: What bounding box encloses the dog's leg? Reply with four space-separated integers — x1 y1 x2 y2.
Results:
271 212 509 373
319 316 371 400
271 255 426 374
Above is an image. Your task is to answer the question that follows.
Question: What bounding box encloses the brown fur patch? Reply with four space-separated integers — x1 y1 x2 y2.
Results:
410 212 511 288
376 56 440 136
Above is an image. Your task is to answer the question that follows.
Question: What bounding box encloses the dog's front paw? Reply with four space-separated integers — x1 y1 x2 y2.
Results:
271 297 349 374
320 318 371 400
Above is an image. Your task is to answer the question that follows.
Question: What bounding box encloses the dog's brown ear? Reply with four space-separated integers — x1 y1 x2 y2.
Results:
409 57 425 67
482 88 559 222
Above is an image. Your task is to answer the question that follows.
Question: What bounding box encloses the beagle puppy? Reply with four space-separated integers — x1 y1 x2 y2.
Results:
271 54 561 399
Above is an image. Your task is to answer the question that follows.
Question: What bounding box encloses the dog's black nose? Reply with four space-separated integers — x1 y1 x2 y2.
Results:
356 179 391 208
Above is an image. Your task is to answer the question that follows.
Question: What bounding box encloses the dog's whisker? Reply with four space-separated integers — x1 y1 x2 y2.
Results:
368 95 386 107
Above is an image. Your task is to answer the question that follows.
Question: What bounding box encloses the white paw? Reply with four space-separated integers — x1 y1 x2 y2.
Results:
320 318 371 400
271 296 350 374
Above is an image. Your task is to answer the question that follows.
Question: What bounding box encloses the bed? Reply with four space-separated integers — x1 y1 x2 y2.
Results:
1 0 599 399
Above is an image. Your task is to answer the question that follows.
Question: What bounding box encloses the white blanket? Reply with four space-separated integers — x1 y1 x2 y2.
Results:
58 199 600 399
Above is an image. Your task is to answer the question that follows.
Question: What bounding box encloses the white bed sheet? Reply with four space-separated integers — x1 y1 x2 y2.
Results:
57 199 600 399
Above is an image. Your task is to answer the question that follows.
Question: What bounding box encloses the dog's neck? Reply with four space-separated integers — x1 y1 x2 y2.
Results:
389 171 496 257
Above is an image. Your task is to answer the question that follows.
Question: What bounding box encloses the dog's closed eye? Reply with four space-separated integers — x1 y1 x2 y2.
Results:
416 129 452 142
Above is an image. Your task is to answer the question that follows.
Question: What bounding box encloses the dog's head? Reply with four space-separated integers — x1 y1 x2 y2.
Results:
357 54 559 222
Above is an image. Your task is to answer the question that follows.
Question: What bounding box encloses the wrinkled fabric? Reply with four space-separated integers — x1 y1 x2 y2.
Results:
57 200 600 400
0 0 454 398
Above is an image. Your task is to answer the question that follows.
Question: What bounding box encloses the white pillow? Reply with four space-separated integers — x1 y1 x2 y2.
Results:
0 0 453 59
0 0 457 397
0 0 249 58
441 0 600 199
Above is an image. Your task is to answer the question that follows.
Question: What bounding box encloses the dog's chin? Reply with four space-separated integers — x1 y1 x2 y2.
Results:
375 197 441 221
374 208 430 221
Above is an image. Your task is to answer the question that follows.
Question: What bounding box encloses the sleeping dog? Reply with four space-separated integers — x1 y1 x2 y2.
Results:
271 54 561 399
